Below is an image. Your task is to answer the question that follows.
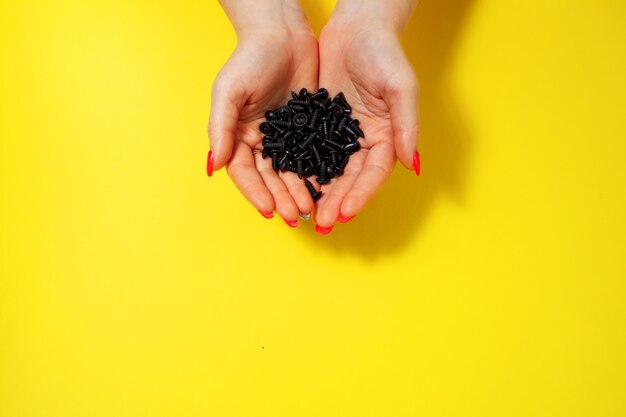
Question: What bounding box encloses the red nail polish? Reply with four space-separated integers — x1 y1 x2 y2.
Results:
206 150 214 177
258 210 274 219
413 151 420 176
284 219 298 228
337 215 354 223
315 224 333 235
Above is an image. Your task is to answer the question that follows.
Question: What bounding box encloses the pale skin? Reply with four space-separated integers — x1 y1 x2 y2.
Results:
208 0 420 232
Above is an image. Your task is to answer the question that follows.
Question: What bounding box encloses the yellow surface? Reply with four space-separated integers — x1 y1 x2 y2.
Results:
1 0 625 416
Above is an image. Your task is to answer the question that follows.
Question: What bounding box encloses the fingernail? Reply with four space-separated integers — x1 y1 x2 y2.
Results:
258 210 274 219
206 150 214 177
413 151 420 176
315 224 333 235
300 213 311 221
284 218 298 228
337 214 354 224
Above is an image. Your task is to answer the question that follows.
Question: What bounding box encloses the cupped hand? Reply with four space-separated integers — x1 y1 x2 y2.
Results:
208 26 318 224
314 24 420 229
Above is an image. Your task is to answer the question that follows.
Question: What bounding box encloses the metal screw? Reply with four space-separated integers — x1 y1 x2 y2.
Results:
278 105 291 119
300 132 318 149
259 122 272 135
304 179 322 202
333 92 352 114
316 161 330 185
311 88 329 101
342 140 360 154
271 152 280 171
263 138 285 152
347 119 364 138
293 113 308 127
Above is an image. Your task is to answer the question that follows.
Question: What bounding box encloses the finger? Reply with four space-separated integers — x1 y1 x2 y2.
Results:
341 141 395 217
279 171 315 218
255 153 300 223
314 151 366 228
385 73 420 170
208 74 243 172
226 141 274 215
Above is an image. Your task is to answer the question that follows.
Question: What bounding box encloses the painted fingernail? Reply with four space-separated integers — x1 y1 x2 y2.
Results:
284 218 298 228
299 213 311 221
258 210 274 219
315 224 333 235
337 215 354 223
413 151 420 176
206 150 214 177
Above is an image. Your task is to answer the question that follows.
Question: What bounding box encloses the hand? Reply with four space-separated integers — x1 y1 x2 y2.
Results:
313 20 420 230
208 20 318 225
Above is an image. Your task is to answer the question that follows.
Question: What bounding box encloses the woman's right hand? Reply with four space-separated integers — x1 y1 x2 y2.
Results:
207 14 318 226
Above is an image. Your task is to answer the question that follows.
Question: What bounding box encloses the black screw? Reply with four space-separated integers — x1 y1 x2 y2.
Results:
333 92 352 114
296 158 305 178
342 140 360 154
271 119 292 130
304 179 322 202
337 115 350 133
323 137 342 151
293 112 308 127
348 119 364 138
307 109 321 130
263 138 285 152
343 124 360 140
259 122 272 135
329 101 344 117
285 163 299 174
316 161 330 185
311 88 329 101
289 98 310 108
335 154 350 175
309 143 322 165
288 103 307 112
300 132 318 149
278 105 291 119
278 153 290 171
283 130 295 143
331 130 344 144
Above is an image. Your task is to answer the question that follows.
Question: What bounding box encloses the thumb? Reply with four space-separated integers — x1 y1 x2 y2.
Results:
207 75 241 173
386 75 420 171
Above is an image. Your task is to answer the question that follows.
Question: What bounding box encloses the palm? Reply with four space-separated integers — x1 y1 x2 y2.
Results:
314 28 414 226
209 30 320 223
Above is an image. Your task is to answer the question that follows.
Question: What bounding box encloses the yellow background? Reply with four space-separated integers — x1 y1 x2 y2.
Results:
1 0 625 416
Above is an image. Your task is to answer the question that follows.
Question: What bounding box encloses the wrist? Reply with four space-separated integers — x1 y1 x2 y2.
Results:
221 0 312 41
326 0 417 36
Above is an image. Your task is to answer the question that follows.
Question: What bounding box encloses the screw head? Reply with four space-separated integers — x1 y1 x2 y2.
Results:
278 105 291 119
329 102 344 117
265 110 278 121
259 122 272 135
293 113 308 127
312 87 329 101
342 140 361 154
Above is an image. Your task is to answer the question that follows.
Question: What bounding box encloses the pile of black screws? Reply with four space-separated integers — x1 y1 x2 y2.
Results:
259 88 364 202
